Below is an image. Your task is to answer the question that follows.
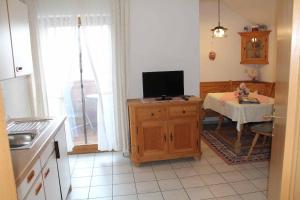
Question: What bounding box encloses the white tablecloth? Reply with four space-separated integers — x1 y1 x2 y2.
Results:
203 92 274 131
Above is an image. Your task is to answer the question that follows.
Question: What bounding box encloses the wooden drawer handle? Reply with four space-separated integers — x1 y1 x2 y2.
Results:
35 183 43 196
182 110 186 114
44 168 50 179
27 170 35 183
151 113 155 116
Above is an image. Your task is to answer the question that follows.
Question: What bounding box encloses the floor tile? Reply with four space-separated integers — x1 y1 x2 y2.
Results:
132 165 153 173
72 168 93 178
113 165 133 174
206 156 225 165
190 158 210 167
71 177 91 188
93 166 113 176
113 173 135 185
221 171 247 183
180 176 205 188
201 173 227 185
152 162 172 172
135 181 160 194
113 183 136 196
154 170 177 180
91 175 113 186
251 161 269 169
230 180 258 195
241 192 267 200
158 178 182 191
170 160 192 169
250 178 268 191
75 160 94 169
67 187 89 199
234 163 254 171
113 195 138 200
162 189 189 200
138 192 164 200
216 195 242 200
209 183 236 198
213 163 236 173
194 165 217 175
134 171 156 182
175 167 198 177
89 185 112 198
186 186 214 200
239 169 265 180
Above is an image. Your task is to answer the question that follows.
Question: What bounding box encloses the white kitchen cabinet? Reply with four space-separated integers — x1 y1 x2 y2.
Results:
43 152 61 200
0 0 15 80
54 124 71 200
24 175 45 200
0 0 33 81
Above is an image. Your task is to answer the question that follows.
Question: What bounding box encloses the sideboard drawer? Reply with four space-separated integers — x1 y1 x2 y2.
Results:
136 107 166 121
168 105 198 118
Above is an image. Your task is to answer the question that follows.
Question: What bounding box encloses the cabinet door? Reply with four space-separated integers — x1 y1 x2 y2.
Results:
168 118 198 154
43 152 62 200
138 121 168 159
24 175 45 200
7 0 33 76
54 124 71 200
0 0 14 80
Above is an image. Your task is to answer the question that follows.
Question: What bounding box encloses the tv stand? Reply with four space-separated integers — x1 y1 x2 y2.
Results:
128 97 204 165
155 95 172 101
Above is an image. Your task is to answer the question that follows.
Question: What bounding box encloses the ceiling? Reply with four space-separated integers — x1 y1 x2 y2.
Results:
222 0 277 25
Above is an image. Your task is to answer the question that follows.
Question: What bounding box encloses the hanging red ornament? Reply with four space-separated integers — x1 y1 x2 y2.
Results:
209 51 216 61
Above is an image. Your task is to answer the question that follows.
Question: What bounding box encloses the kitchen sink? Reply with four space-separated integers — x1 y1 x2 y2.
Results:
8 131 39 149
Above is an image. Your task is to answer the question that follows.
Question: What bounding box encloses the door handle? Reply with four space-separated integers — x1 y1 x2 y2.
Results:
54 141 60 159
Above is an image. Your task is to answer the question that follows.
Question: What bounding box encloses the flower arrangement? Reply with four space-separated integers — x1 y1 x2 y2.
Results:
236 83 250 97
247 68 258 81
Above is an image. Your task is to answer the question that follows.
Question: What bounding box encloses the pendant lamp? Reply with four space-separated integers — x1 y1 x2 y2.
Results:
211 0 227 38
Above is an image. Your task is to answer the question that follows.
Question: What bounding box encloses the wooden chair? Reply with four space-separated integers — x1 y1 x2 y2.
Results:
247 122 273 159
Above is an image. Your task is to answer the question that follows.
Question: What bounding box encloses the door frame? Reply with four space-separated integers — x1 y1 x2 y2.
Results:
275 0 300 198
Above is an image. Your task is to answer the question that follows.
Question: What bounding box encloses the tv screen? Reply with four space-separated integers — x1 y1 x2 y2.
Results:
142 71 184 98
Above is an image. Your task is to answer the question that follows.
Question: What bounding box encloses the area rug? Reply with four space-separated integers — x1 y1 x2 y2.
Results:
201 129 271 165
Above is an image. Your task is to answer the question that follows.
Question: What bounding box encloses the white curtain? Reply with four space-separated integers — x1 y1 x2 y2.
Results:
111 0 130 154
26 0 130 153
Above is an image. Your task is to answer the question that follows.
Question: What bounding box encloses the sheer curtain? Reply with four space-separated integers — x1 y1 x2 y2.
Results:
36 0 118 151
27 0 130 153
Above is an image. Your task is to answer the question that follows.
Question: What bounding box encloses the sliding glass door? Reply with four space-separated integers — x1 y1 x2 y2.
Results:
39 15 116 151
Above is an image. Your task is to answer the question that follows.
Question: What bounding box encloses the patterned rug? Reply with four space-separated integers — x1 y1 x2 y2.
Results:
201 127 271 165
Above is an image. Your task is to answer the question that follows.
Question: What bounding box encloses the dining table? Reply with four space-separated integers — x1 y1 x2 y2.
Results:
203 92 274 153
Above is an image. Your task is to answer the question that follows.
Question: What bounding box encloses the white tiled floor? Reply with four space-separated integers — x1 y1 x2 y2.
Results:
67 142 269 200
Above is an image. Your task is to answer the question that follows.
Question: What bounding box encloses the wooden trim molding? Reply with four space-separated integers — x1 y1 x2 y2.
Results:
200 80 275 99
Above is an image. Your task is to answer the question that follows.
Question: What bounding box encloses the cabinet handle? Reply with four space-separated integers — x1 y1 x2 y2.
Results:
54 141 60 159
35 183 43 196
182 110 186 114
27 170 35 183
151 113 154 116
170 133 173 141
44 168 50 179
16 66 23 72
164 135 167 142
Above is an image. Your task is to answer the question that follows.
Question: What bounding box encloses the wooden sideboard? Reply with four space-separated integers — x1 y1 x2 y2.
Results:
128 98 203 165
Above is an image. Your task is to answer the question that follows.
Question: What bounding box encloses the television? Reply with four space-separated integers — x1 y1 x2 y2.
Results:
142 70 184 99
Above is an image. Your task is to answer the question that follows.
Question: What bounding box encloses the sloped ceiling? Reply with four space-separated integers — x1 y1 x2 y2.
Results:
222 0 277 25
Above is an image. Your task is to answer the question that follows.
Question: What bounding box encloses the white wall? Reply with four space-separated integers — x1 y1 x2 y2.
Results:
200 0 276 82
127 0 200 98
0 76 33 119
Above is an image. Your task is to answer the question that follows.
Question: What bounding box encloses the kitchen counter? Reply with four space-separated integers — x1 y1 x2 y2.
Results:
10 116 66 186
